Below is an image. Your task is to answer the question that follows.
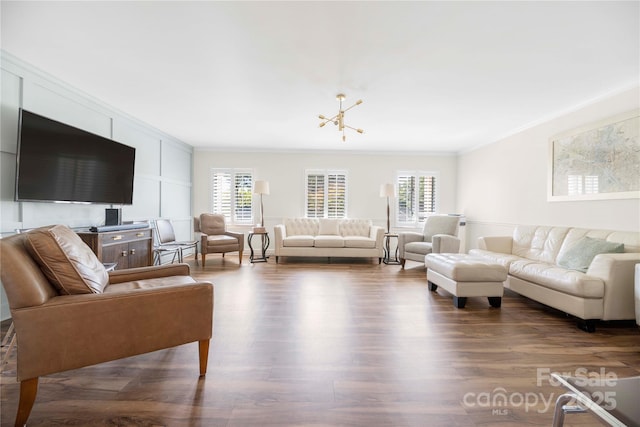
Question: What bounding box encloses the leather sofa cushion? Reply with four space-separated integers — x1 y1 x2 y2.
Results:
405 241 433 255
283 236 315 247
512 226 570 264
25 225 108 295
199 213 226 235
105 275 196 292
468 249 522 269
204 234 238 248
425 254 508 282
344 236 376 249
509 259 604 298
314 236 345 248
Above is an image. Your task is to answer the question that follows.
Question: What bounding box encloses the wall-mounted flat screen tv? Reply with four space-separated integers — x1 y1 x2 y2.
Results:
15 109 136 205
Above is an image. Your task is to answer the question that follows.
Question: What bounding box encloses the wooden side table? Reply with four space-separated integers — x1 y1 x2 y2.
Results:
383 233 400 265
248 232 270 263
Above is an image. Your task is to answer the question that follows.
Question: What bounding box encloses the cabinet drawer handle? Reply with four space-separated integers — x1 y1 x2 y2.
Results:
136 232 145 237
121 251 128 257
130 249 136 255
112 235 123 241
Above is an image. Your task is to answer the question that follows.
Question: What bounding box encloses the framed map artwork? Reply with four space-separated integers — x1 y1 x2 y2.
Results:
548 109 640 201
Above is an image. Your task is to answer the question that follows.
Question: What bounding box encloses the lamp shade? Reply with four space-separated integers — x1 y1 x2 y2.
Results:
254 180 270 195
379 183 395 198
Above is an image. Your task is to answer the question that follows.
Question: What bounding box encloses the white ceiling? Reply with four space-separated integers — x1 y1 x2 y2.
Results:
1 1 638 153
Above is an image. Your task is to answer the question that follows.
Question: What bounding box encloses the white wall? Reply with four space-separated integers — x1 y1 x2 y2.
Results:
458 86 640 250
193 150 459 238
0 53 194 320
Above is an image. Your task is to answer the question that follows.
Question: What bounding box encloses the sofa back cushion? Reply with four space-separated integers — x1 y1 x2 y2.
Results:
199 213 226 235
319 219 340 235
339 219 371 237
512 226 569 263
284 218 319 236
25 225 109 295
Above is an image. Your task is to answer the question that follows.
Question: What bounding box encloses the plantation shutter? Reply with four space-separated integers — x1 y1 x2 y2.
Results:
305 170 347 218
327 173 346 218
211 169 253 224
396 172 438 226
234 172 253 223
211 171 232 220
397 174 416 222
418 175 436 221
306 174 325 218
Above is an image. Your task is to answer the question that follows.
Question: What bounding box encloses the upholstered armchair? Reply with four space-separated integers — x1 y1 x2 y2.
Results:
194 213 244 266
398 215 461 269
0 225 213 427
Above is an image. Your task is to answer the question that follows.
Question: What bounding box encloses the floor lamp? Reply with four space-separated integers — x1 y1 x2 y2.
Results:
379 183 395 234
254 180 270 230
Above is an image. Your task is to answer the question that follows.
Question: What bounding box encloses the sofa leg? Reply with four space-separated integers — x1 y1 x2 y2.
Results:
198 339 210 377
488 297 502 308
400 258 405 269
428 281 438 292
378 257 382 264
453 296 467 309
15 377 38 427
276 256 279 263
578 319 597 333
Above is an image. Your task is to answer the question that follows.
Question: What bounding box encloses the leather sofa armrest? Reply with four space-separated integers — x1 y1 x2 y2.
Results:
477 236 513 253
587 253 640 320
108 263 191 284
432 234 460 253
398 232 423 258
225 231 245 250
11 281 213 380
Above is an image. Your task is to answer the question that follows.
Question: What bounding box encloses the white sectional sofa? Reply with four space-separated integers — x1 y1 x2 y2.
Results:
469 225 640 331
274 218 384 263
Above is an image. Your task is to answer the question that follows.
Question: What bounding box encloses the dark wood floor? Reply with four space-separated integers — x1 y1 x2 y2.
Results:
2 255 639 427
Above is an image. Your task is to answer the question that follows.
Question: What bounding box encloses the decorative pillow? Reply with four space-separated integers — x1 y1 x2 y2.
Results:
557 236 624 273
318 219 340 235
25 225 109 294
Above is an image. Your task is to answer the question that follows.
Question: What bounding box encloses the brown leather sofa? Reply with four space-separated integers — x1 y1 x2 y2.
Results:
0 225 214 427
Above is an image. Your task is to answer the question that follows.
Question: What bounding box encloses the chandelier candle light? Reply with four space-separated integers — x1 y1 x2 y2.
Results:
254 180 270 233
380 183 396 234
318 93 364 142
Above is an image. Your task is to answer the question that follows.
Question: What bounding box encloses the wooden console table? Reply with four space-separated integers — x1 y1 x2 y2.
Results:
77 228 154 270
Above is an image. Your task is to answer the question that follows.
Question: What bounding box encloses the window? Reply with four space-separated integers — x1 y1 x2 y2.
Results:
396 171 438 226
305 170 347 218
211 169 253 225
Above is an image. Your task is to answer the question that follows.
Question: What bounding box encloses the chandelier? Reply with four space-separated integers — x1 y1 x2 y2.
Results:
318 93 364 142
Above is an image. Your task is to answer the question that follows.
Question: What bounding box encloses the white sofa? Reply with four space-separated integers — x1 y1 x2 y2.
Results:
469 225 640 332
273 218 384 263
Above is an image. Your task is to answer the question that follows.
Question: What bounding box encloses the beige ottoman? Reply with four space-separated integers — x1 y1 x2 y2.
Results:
425 253 508 309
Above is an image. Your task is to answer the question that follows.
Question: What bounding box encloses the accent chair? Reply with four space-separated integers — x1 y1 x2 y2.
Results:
0 224 213 427
194 213 244 266
398 215 461 269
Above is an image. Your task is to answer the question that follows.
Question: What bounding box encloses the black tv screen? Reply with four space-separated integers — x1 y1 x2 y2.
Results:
15 109 136 205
